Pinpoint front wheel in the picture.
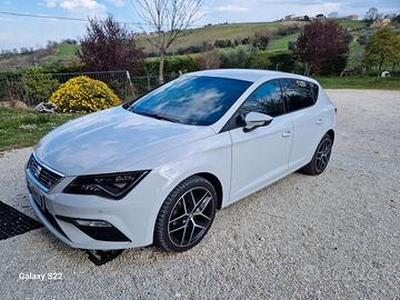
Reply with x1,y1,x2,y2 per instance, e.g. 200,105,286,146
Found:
299,133,333,175
154,176,217,252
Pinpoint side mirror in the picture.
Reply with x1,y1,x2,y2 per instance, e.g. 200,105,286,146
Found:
244,112,273,132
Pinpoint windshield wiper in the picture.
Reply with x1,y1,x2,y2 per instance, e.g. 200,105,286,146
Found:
132,110,181,124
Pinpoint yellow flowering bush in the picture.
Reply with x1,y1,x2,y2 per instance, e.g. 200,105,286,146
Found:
49,76,121,113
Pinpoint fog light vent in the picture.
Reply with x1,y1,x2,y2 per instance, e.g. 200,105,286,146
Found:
75,220,112,227
56,215,131,242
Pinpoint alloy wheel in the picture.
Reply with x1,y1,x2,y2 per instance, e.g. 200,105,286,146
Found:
315,138,332,173
167,187,214,248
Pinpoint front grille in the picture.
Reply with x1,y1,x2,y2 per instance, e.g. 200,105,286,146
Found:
27,155,63,190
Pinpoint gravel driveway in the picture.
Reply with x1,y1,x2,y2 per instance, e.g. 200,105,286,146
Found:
0,89,399,299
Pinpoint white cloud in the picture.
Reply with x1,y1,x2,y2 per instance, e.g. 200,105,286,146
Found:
215,5,251,13
108,0,124,7
43,0,106,11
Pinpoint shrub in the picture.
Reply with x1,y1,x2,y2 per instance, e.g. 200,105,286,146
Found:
219,46,251,68
195,50,221,70
50,76,121,113
145,56,197,79
23,67,59,105
214,39,233,48
269,51,297,72
248,51,271,69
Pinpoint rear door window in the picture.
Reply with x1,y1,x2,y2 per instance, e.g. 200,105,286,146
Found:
282,79,319,112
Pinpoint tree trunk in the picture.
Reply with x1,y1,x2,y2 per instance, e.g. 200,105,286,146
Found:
377,59,383,79
304,63,312,76
159,50,165,84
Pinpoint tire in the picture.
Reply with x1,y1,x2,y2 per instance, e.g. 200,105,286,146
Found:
154,176,217,252
299,133,333,175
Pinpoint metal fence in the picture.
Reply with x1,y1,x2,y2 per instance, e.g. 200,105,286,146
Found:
0,70,164,107
0,73,27,105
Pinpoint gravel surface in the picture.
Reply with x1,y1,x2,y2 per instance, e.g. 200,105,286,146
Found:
0,89,399,299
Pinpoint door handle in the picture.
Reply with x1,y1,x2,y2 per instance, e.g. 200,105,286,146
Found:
315,119,323,125
282,131,291,137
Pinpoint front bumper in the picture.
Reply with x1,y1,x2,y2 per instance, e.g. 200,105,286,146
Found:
27,169,172,250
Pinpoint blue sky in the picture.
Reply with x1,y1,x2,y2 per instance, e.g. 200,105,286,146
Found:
0,0,399,50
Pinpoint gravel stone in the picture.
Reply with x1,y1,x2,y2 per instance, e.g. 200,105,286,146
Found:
0,89,399,299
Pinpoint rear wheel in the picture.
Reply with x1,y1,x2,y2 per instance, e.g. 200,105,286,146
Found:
154,176,217,252
299,133,333,175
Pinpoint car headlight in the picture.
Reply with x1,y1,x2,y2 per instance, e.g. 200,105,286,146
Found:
64,170,150,200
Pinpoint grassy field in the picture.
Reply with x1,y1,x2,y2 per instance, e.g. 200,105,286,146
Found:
161,21,302,52
314,76,400,90
144,20,368,53
55,43,80,57
269,33,298,51
0,108,79,152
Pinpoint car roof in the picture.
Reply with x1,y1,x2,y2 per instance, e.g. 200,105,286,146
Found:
184,69,319,85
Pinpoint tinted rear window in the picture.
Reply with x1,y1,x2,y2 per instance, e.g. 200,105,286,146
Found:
127,76,252,125
282,79,319,112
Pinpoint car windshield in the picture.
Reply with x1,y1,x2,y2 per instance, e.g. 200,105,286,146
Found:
126,75,252,126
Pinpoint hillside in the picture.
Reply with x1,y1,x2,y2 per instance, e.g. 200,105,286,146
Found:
0,20,370,71
0,42,81,71
147,20,367,53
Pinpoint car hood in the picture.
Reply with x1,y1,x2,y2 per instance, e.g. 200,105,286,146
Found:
35,106,215,176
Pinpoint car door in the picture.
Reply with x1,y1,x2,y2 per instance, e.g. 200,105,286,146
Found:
229,79,293,203
281,79,324,170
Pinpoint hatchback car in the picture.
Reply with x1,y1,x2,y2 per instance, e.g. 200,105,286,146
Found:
26,69,336,252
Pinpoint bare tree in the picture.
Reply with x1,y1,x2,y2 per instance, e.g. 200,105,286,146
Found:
365,7,380,22
133,0,203,83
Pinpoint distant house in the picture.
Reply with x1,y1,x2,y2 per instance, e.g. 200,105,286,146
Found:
284,14,296,21
371,18,392,28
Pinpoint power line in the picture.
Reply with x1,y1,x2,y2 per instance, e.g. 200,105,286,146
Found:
0,11,149,26
0,10,210,28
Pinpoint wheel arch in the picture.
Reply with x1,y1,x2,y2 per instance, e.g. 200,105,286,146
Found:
194,172,223,210
326,129,335,143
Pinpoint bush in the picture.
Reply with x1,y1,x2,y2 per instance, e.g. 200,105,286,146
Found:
49,76,121,113
248,51,270,69
268,51,297,72
214,39,233,48
145,56,197,78
23,67,59,105
219,46,251,68
195,50,221,70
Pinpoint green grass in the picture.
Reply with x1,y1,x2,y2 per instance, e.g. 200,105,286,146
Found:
0,108,80,151
55,43,80,57
269,33,298,51
337,20,368,30
314,76,400,90
145,21,305,52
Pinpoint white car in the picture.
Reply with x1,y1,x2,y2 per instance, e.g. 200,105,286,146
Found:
26,69,336,252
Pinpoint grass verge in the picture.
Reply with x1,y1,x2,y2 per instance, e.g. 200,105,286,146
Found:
314,76,400,90
0,108,80,152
